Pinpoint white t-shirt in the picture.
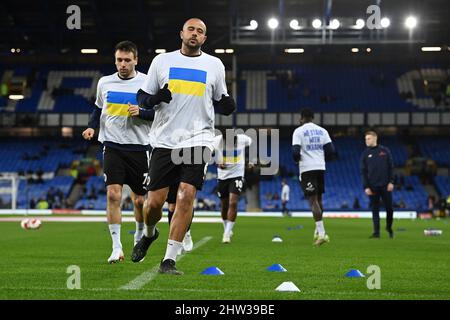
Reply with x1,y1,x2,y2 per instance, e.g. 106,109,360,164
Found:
140,50,228,150
281,184,290,201
213,134,252,180
292,122,332,176
95,72,150,146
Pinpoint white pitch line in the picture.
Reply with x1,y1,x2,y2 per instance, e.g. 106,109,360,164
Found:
119,236,213,290
0,217,222,223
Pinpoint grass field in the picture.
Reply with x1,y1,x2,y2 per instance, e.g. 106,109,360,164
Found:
0,216,449,300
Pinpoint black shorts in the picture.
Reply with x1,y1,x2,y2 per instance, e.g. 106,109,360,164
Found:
103,146,150,196
166,183,179,204
217,177,244,198
148,147,211,191
300,170,325,196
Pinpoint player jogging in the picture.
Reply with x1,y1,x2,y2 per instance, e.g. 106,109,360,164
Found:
213,130,252,243
82,41,154,263
292,108,336,246
131,18,235,274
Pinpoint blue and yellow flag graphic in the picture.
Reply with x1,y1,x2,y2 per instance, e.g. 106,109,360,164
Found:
106,91,137,116
223,149,242,164
168,67,207,97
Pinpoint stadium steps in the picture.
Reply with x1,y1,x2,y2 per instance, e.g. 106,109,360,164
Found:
86,144,100,159
67,183,84,208
424,184,439,200
245,182,260,211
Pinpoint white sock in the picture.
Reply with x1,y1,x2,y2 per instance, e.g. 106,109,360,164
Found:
135,222,144,242
108,224,122,250
225,221,235,236
315,220,325,238
163,239,183,262
223,220,228,232
184,229,191,238
144,224,156,238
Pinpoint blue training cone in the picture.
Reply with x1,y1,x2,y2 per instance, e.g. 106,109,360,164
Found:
201,266,224,275
345,269,365,277
267,264,287,272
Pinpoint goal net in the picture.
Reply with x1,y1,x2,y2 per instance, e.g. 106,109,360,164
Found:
0,175,18,211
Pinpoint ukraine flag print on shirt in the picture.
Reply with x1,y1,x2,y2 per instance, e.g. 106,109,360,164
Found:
106,91,137,117
168,67,207,97
223,149,242,164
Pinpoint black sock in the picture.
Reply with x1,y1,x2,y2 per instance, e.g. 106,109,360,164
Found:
168,210,174,225
187,209,194,231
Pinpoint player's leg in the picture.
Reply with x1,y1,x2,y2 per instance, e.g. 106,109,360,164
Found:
106,184,125,262
313,193,324,240
223,192,239,243
217,179,230,236
167,184,177,225
130,191,145,245
131,188,168,263
159,182,196,274
123,150,151,248
159,146,210,274
131,148,173,262
381,189,394,238
223,177,242,242
103,147,126,263
369,191,381,238
167,183,193,253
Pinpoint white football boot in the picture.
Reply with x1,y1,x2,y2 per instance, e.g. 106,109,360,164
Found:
182,230,194,252
107,248,124,264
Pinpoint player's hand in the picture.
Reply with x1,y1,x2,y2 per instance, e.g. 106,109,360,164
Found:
365,188,373,196
247,162,255,169
387,183,394,192
213,94,236,115
156,83,172,104
219,164,226,169
82,128,95,140
128,103,140,117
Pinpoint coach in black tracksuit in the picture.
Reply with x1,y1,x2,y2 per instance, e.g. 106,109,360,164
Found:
360,131,395,239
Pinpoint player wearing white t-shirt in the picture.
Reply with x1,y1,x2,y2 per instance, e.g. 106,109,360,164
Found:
131,18,236,275
292,108,336,246
81,41,154,264
281,179,291,217
213,131,253,243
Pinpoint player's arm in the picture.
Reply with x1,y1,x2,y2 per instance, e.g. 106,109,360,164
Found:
88,107,101,129
360,152,369,189
127,103,155,120
292,129,301,163
212,62,236,116
83,79,103,140
386,147,395,191
324,142,337,161
138,55,172,109
292,145,301,163
137,85,171,110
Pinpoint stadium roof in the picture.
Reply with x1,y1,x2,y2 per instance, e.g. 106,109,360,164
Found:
1,0,449,59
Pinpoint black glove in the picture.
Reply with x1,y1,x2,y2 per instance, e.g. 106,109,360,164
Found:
138,84,172,109
152,83,172,105
213,94,236,116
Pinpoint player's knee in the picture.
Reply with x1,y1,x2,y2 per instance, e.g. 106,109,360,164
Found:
133,195,145,208
107,188,121,203
177,185,196,203
147,197,164,212
229,197,238,208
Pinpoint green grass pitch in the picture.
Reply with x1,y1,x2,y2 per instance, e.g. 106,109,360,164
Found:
0,217,449,299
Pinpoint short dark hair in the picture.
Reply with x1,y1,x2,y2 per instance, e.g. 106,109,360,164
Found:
300,108,314,120
365,130,378,138
114,41,138,58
